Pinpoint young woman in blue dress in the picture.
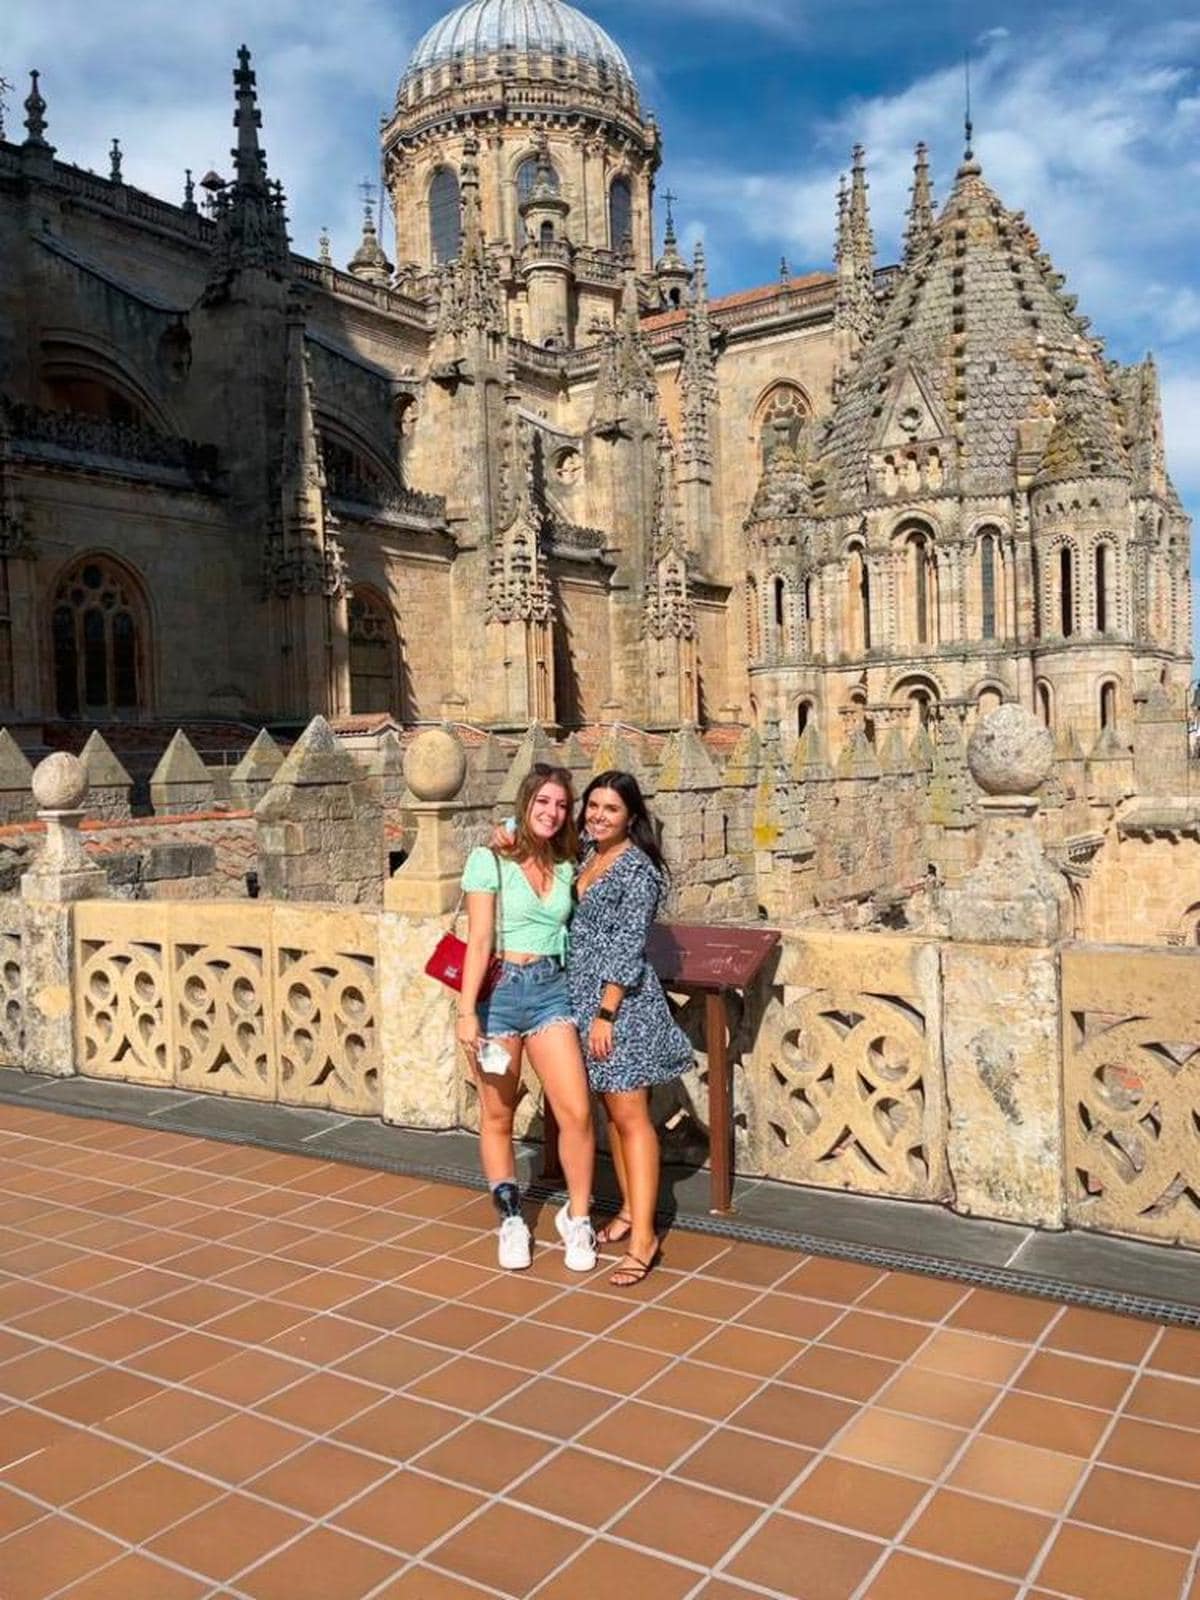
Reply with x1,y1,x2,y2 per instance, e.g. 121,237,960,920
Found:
457,764,596,1273
569,770,693,1286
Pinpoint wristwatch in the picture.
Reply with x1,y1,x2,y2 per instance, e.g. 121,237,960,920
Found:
597,1006,618,1023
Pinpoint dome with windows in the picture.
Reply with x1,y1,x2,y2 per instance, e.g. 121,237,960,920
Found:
402,0,638,101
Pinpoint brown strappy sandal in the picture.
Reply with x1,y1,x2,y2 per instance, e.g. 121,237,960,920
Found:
609,1245,659,1288
596,1213,632,1247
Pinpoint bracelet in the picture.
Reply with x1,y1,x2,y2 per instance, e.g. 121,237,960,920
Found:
597,1006,618,1023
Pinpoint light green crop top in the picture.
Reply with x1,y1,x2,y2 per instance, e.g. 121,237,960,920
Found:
461,847,575,958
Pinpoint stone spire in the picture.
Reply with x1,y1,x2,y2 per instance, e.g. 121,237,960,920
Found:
205,46,289,300
904,142,934,261
592,254,657,430
655,189,692,307
835,145,875,341
348,187,393,285
22,69,50,150
264,295,347,603
679,239,716,473
318,225,332,266
182,169,197,214
261,295,350,715
644,419,698,724
108,137,122,184
433,134,505,343
488,414,554,627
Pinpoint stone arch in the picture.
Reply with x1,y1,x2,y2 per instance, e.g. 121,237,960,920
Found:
39,335,173,432
1180,901,1200,946
795,698,813,739
889,671,940,730
428,165,461,263
1035,678,1054,729
49,552,153,719
348,585,401,716
753,382,811,465
318,416,400,503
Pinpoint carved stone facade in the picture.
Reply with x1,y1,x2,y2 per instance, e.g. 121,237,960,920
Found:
0,2,1192,875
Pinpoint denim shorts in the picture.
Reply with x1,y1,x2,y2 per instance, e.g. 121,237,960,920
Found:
477,957,574,1040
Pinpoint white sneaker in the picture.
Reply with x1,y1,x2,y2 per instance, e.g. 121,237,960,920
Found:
555,1202,597,1272
497,1215,532,1271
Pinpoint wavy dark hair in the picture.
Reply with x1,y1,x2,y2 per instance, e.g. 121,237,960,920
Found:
578,769,668,878
500,763,578,866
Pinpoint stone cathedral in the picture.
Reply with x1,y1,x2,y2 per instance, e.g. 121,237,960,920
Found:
0,0,1192,762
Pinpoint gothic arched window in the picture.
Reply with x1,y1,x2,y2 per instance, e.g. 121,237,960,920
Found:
608,176,633,251
429,166,461,264
1036,680,1053,728
52,556,146,719
758,385,809,465
517,155,560,208
349,589,398,715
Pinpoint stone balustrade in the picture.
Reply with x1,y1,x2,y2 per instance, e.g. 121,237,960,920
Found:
0,720,1196,1255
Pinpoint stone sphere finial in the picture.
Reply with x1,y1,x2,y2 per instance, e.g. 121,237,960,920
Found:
32,751,89,812
404,728,466,802
967,703,1053,797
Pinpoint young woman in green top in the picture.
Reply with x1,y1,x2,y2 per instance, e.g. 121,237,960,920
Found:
457,763,596,1272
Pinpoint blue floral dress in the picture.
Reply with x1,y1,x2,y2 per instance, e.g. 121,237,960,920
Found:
567,845,694,1093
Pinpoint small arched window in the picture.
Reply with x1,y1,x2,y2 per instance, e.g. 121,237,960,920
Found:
429,166,461,263
608,176,633,250
1036,681,1053,729
1059,546,1075,637
1100,680,1117,731
349,589,398,715
797,700,811,738
758,385,809,464
52,556,146,718
906,529,933,645
1095,543,1111,633
980,531,997,640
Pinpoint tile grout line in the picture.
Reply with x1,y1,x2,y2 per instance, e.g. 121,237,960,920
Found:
1015,1321,1169,1600
844,1297,1074,1600
2,1117,1196,1600
688,1274,989,1599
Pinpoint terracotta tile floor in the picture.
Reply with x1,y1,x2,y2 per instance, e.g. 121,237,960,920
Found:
1,1104,1198,1600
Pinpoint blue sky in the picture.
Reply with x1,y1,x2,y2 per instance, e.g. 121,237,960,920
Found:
6,0,1200,656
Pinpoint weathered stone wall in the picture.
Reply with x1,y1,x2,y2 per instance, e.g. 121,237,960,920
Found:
0,813,255,899
8,874,1197,1250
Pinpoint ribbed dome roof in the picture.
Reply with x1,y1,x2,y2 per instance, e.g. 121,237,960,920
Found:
405,0,635,88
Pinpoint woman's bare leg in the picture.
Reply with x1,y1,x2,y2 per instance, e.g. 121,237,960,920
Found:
525,1023,594,1219
599,1117,633,1243
602,1089,660,1274
471,1038,524,1186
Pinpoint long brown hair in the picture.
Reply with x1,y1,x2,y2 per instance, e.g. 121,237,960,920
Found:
501,763,578,866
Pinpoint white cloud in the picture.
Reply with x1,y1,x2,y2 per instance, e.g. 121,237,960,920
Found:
4,0,420,267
